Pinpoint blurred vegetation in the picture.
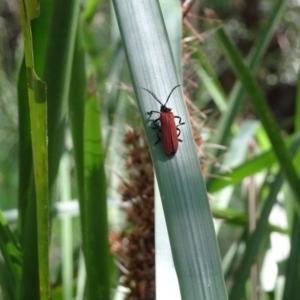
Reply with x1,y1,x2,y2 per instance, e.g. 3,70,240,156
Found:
0,0,299,299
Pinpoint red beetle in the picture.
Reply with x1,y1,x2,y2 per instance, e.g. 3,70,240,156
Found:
142,85,185,155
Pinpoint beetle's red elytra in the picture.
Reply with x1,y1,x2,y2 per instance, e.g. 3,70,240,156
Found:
141,85,185,155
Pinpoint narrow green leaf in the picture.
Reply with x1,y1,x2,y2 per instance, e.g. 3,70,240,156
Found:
18,1,53,296
193,49,227,112
18,56,40,300
297,73,300,132
69,26,86,224
283,71,300,299
282,213,300,300
156,1,183,298
211,206,288,235
207,150,276,193
83,86,110,300
208,134,297,193
112,1,228,299
18,1,49,299
44,0,81,197
69,23,110,299
295,72,300,173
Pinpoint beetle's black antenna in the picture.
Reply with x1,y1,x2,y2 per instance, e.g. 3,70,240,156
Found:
141,88,164,106
165,84,181,105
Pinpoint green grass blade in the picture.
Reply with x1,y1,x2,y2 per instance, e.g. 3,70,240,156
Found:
112,1,227,298
295,69,300,175
83,89,110,299
207,150,275,193
18,2,53,297
211,206,288,235
44,0,81,197
18,1,49,299
208,133,297,193
69,23,110,298
69,27,86,224
282,213,300,300
283,70,300,299
193,49,228,112
18,58,41,300
18,60,34,234
156,1,182,298
216,27,300,213
297,73,300,132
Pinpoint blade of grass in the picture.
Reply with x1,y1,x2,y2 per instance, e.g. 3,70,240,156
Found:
83,81,110,299
69,23,110,299
18,57,42,300
18,1,49,300
282,212,300,300
18,1,53,297
112,1,227,298
44,0,81,198
156,1,182,298
208,133,298,193
69,26,86,229
295,66,300,174
207,150,275,192
211,206,288,235
193,49,228,112
282,69,300,299
18,61,34,233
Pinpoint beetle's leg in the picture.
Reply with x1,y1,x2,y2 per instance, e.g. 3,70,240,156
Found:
147,111,160,129
176,128,183,142
155,130,161,145
152,118,160,129
174,115,185,126
147,116,161,144
175,116,184,142
147,110,160,118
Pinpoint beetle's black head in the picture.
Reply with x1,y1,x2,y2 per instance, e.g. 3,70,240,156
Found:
160,105,172,113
